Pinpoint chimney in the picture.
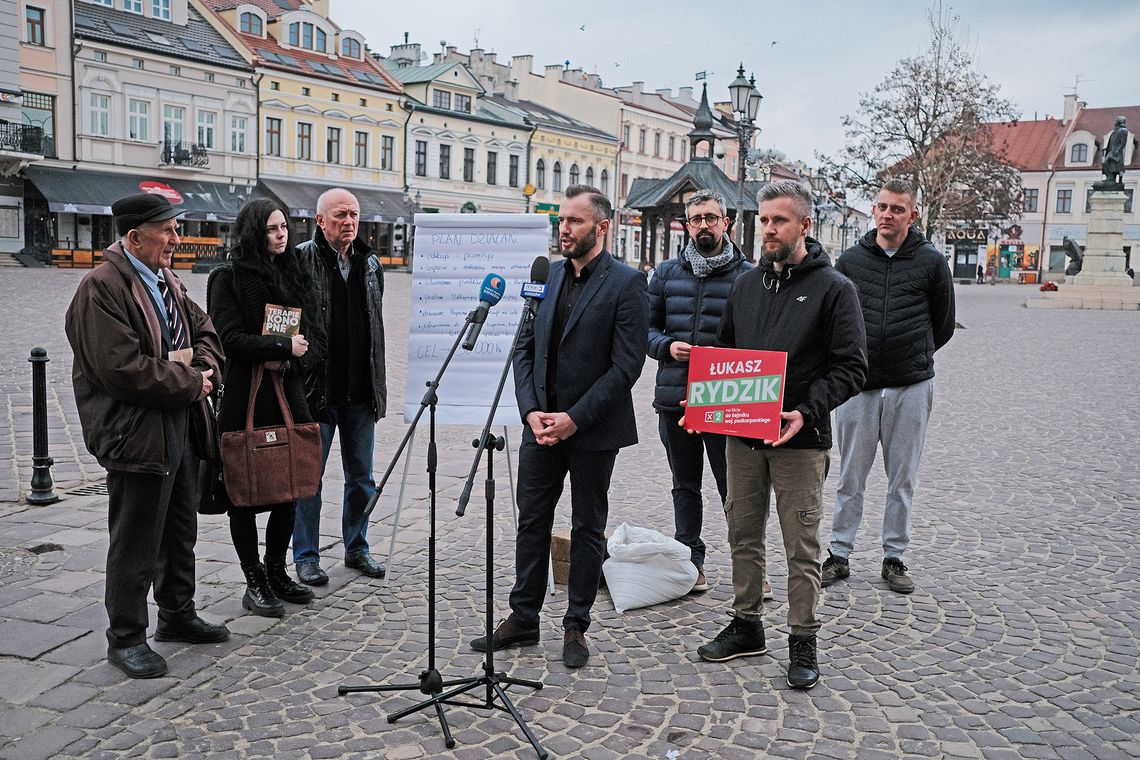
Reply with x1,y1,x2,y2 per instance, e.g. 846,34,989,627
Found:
678,86,693,102
655,88,671,97
308,0,329,19
389,42,422,68
545,63,563,78
631,81,644,96
503,80,518,102
1062,93,1082,124
511,54,533,81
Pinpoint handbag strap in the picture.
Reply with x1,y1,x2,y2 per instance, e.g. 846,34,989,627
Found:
245,363,295,431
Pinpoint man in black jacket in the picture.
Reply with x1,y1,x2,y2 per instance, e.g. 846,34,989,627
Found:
293,188,388,585
470,185,648,669
648,189,755,594
696,180,866,690
822,179,955,595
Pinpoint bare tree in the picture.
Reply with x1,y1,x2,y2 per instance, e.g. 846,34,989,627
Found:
822,9,1023,240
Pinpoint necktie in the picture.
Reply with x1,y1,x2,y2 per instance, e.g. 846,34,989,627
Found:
157,279,189,350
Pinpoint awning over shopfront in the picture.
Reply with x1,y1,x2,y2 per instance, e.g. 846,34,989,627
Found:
23,166,262,221
259,178,412,224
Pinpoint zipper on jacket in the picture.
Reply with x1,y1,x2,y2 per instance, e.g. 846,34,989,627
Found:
880,258,893,362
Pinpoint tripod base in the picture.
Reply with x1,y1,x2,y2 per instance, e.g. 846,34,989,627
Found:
339,668,546,758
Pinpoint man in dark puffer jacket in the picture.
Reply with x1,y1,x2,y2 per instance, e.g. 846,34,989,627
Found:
648,189,753,594
822,178,955,595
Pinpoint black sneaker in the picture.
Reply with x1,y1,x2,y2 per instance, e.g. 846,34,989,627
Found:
820,550,849,587
697,616,767,662
881,557,914,594
787,634,819,689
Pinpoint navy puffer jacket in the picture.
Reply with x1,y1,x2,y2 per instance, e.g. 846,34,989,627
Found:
648,244,753,411
835,228,955,391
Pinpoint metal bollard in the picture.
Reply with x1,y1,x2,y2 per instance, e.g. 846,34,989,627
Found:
27,347,60,505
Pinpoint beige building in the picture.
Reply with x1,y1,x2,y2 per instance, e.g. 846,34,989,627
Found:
20,0,257,265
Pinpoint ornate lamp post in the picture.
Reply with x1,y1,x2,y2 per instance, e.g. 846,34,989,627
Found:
729,65,762,247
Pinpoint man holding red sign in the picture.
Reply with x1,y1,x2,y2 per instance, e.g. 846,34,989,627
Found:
694,180,866,690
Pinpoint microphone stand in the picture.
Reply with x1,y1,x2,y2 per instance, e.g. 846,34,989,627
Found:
338,307,479,749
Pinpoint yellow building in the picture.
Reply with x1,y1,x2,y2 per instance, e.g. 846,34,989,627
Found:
197,0,411,261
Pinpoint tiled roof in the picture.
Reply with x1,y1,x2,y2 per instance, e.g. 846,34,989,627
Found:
73,4,250,70
483,95,618,143
1072,106,1140,170
199,0,400,93
985,119,1065,171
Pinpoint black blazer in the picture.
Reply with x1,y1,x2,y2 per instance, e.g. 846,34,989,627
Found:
513,251,648,451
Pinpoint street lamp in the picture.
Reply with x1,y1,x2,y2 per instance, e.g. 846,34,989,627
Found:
729,65,762,247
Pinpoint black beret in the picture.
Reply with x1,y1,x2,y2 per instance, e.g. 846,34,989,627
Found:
112,193,182,235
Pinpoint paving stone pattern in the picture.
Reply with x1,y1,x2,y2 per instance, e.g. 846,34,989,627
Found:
0,269,1137,759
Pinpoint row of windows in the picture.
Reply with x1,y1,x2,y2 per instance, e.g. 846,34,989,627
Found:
1028,186,1136,214
430,90,473,114
236,13,363,59
622,124,685,161
534,159,609,195
89,49,246,87
411,140,520,186
264,117,396,170
87,93,249,152
87,0,170,20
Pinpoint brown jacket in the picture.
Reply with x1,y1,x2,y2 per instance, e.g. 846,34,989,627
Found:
65,243,223,474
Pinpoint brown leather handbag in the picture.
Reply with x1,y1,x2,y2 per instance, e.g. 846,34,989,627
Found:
220,364,321,508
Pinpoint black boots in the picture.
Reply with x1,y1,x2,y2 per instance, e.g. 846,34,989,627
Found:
241,562,285,617
265,556,315,604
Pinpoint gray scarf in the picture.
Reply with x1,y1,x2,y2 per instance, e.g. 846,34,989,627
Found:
682,236,736,278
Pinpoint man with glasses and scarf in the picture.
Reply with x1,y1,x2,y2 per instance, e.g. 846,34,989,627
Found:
647,189,761,596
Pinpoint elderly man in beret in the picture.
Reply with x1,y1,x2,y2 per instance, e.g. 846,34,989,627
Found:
65,193,229,679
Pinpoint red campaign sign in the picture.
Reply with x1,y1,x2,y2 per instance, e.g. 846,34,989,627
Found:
683,346,787,440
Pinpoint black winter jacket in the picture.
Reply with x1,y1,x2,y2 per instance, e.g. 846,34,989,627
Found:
716,240,867,449
648,244,753,411
297,230,387,421
835,228,955,391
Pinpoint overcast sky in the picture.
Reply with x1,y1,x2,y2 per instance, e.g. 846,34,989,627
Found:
338,0,1139,168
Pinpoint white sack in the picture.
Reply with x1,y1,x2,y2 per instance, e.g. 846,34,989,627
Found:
603,522,698,613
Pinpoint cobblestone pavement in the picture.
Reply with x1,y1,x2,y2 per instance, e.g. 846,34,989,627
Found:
0,268,1137,759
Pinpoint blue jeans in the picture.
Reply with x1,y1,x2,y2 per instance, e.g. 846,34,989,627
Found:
293,401,376,566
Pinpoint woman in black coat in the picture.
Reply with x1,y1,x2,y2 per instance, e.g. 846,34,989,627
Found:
207,198,324,617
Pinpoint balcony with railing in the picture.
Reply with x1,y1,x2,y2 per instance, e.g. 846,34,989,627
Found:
0,123,45,156
161,140,210,169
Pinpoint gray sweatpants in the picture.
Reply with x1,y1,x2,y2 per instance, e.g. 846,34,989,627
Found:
830,379,934,561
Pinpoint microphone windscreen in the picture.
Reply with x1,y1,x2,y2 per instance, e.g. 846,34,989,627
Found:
529,255,551,284
480,273,506,305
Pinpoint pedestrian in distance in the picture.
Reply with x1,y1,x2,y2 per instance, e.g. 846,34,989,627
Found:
65,193,230,679
822,178,956,595
647,188,772,599
976,262,985,284
293,188,389,586
470,184,649,669
695,180,866,690
206,198,324,617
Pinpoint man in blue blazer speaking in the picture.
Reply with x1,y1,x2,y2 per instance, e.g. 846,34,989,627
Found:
471,184,648,668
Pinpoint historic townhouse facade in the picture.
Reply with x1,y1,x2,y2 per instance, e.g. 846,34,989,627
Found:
199,0,410,260
18,0,256,265
380,49,531,216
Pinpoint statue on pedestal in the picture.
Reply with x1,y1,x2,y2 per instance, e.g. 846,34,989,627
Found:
1063,236,1083,276
1095,116,1129,190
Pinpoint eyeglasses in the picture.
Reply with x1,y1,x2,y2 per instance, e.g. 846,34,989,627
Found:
686,214,724,228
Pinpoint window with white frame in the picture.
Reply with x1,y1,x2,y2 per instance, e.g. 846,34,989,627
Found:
381,135,394,170
265,117,281,156
128,99,149,141
326,127,341,164
354,130,368,167
230,115,247,153
454,94,471,114
152,0,171,20
433,90,451,110
123,0,142,14
163,104,185,144
239,12,262,36
297,122,312,160
90,93,111,136
197,111,216,149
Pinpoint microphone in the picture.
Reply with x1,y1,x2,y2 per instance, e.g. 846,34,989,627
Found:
461,273,506,351
520,256,550,313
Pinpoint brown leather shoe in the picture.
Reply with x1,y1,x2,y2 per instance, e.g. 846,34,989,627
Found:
562,629,589,668
470,619,540,652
